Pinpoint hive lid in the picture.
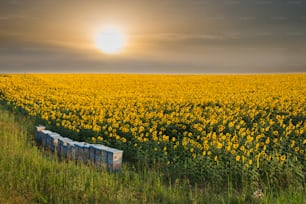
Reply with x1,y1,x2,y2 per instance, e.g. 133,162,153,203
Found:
59,137,73,142
74,142,86,147
41,130,52,134
107,148,124,153
82,143,91,148
48,133,63,139
67,141,80,146
48,132,61,136
92,144,107,150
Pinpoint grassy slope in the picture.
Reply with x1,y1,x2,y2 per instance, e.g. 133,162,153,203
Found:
0,105,305,204
0,105,204,204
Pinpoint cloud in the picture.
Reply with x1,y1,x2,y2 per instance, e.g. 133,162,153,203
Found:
0,0,306,73
1,41,305,74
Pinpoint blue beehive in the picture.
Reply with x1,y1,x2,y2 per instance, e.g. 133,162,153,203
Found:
93,145,108,168
48,133,63,152
41,130,52,149
106,147,123,170
65,141,79,160
89,145,96,163
82,143,91,163
45,133,53,150
58,137,73,157
35,126,45,144
74,142,86,162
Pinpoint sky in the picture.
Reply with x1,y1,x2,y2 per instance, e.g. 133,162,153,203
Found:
0,0,306,73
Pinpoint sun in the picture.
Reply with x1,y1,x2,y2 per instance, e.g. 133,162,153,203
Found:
94,26,125,54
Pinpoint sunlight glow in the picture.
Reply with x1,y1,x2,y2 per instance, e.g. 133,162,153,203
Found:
94,26,125,54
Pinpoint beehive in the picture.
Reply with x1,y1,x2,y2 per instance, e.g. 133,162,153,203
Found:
65,141,79,160
83,143,91,163
41,130,52,148
45,133,53,150
93,144,108,168
35,126,46,144
48,133,63,152
58,137,73,157
89,145,97,163
106,147,123,170
74,142,83,161
92,145,123,170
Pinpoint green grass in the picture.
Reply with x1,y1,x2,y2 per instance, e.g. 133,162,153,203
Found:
0,105,305,203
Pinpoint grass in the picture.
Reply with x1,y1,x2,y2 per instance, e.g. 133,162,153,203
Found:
0,105,305,203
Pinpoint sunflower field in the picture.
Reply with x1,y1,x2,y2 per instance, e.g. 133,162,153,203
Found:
0,74,305,189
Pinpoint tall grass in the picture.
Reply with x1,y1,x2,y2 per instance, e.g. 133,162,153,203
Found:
0,105,305,203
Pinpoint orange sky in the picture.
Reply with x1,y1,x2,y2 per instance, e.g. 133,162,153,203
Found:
1,0,306,73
